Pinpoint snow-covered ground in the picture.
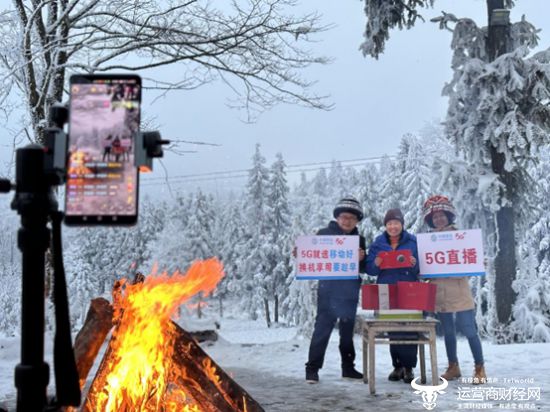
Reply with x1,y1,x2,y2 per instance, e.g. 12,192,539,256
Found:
1,310,548,411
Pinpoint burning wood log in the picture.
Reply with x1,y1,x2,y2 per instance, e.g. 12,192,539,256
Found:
171,322,264,412
80,321,263,412
75,259,264,412
73,297,113,388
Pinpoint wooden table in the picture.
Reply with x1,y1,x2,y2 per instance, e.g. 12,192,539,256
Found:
361,318,439,394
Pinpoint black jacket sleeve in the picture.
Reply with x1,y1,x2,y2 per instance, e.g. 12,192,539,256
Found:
359,235,367,274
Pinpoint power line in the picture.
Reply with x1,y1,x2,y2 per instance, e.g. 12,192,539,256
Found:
140,157,394,186
140,155,396,184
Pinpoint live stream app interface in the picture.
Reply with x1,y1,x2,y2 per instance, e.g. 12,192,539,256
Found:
66,79,140,218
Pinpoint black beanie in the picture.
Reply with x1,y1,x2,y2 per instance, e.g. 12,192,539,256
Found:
333,197,364,221
384,208,404,226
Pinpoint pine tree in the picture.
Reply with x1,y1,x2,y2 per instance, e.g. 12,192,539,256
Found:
265,153,292,324
212,195,247,318
309,168,331,231
357,163,382,244
240,144,271,324
378,154,403,213
147,193,191,273
512,148,550,342
400,134,432,233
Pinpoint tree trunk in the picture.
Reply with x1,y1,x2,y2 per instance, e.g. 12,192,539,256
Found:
263,298,271,328
490,149,518,327
219,294,224,318
73,298,114,388
486,0,517,335
274,294,279,324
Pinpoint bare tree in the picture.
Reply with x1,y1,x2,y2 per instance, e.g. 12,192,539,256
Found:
0,0,331,143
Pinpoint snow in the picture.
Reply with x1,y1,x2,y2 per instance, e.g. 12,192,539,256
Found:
1,308,549,411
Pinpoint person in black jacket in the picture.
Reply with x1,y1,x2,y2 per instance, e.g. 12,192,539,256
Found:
305,197,367,384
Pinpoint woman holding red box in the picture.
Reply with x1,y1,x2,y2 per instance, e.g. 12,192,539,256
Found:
366,208,420,383
422,195,486,384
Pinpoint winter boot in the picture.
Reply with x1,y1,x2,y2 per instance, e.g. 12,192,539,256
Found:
305,368,319,384
342,367,364,380
441,362,462,381
403,367,415,384
388,367,404,381
473,364,487,385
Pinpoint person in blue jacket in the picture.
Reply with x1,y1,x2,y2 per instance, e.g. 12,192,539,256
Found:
366,208,420,384
305,197,367,384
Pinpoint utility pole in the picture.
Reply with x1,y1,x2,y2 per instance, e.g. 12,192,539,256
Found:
486,0,517,330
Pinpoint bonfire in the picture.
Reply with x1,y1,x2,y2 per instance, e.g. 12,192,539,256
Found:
76,258,262,412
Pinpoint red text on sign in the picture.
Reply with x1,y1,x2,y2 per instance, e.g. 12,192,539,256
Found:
425,248,478,265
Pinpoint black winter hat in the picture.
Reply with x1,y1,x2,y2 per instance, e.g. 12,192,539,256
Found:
333,197,364,221
384,208,404,226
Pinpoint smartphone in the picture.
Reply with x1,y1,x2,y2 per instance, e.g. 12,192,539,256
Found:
64,74,141,225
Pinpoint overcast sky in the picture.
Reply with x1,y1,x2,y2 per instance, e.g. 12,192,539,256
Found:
137,0,550,197
2,1,549,198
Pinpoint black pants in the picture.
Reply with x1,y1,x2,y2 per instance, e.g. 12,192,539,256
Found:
306,297,357,371
388,332,418,369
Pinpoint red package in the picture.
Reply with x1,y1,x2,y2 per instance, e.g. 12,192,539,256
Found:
361,284,398,310
396,281,437,311
378,250,413,269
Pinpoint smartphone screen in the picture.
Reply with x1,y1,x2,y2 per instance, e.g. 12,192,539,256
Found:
64,74,141,225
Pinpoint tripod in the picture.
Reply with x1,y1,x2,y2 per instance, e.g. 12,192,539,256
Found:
7,110,81,411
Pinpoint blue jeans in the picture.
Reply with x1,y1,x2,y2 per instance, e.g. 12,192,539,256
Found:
437,310,484,365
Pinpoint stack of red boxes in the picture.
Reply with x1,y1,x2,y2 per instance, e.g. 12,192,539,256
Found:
361,281,436,314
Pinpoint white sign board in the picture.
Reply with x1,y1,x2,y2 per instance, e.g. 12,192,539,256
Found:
417,229,485,278
295,235,359,280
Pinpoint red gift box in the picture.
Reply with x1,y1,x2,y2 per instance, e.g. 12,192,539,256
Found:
396,281,437,311
361,284,398,310
379,250,413,269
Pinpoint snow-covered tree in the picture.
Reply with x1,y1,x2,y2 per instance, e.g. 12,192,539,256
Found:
378,154,403,215
361,0,550,341
240,144,271,324
327,160,347,204
146,193,192,273
361,0,435,59
180,190,216,318
512,147,550,342
183,190,215,263
441,13,550,341
0,200,20,335
65,227,116,325
400,134,432,232
211,195,248,318
265,153,292,324
357,164,382,244
308,168,332,231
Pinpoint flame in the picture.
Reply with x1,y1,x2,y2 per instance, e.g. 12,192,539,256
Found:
86,258,224,412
